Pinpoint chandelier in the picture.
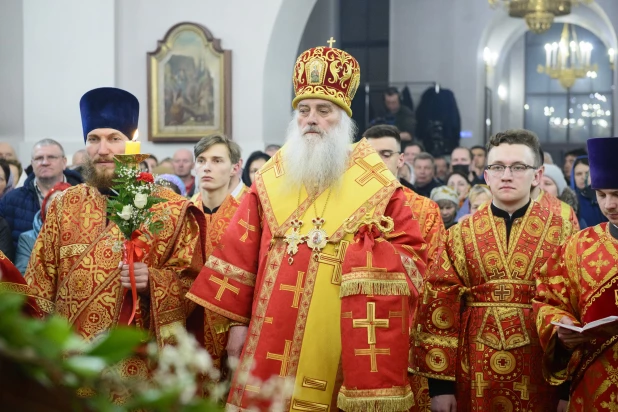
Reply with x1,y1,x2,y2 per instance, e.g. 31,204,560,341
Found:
488,0,594,34
537,23,597,89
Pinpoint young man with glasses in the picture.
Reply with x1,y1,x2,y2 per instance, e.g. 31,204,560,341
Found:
0,139,82,249
412,129,574,412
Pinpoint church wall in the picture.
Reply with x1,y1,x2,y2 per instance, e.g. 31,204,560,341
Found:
1,0,317,168
0,0,24,146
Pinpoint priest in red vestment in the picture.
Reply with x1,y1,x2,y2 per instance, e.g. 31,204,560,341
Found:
187,44,427,411
363,124,446,412
412,129,573,412
8,88,205,402
534,137,618,411
189,134,244,376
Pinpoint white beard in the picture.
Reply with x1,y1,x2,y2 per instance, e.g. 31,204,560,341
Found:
283,110,356,193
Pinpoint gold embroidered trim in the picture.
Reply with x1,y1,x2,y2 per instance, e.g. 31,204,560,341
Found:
291,398,329,411
302,376,327,391
0,283,31,295
206,256,256,287
465,302,533,309
185,292,250,324
157,307,185,325
340,277,410,298
59,243,89,259
415,331,458,348
410,370,456,381
337,385,414,412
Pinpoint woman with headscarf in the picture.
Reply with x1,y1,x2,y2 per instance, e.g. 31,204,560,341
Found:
570,156,607,229
242,151,270,187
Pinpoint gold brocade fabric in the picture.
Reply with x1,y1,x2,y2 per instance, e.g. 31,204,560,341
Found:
536,189,580,231
402,187,446,412
187,139,428,411
190,193,240,373
534,223,618,411
23,184,204,402
412,201,573,411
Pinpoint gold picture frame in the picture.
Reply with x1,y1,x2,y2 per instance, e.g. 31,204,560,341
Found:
147,22,231,142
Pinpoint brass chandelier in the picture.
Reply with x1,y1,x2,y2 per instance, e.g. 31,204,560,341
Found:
488,0,595,34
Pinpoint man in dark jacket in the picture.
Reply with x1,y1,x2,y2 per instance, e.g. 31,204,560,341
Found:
0,139,82,248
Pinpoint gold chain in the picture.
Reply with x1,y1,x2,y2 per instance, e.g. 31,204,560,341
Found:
296,186,332,221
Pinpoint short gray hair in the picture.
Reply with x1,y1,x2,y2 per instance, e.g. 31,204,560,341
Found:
413,152,435,165
32,138,65,157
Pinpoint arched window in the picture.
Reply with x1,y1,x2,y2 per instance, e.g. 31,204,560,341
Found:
524,24,613,145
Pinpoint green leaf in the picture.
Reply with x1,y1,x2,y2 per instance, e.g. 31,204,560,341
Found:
64,356,107,378
86,327,145,363
36,315,73,357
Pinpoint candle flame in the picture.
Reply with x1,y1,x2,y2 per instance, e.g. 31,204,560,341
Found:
132,130,139,142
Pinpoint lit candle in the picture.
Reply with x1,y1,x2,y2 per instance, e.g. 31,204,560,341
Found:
125,130,141,154
545,44,551,68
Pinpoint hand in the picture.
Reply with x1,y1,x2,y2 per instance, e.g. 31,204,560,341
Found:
557,316,593,350
119,261,150,294
226,325,248,360
557,399,569,412
431,394,456,412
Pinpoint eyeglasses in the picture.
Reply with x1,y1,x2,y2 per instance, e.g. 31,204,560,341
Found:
377,150,400,160
32,155,64,164
485,164,537,176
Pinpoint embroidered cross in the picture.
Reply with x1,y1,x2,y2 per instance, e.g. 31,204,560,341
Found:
471,372,489,397
513,375,536,400
352,252,387,273
493,284,512,302
354,344,390,372
354,158,390,186
266,339,292,377
327,37,336,48
353,302,389,344
127,365,138,375
318,240,349,285
209,275,240,301
81,203,102,228
238,210,256,242
279,271,305,309
260,152,284,177
89,313,100,324
589,253,610,276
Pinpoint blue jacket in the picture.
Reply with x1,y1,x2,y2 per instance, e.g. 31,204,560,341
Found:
15,210,42,274
0,169,83,248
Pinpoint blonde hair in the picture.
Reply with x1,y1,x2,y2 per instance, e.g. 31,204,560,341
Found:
468,184,491,204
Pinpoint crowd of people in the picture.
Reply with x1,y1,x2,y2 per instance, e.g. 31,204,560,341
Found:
0,42,617,412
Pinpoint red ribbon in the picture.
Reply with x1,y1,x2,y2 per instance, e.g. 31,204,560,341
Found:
123,230,151,325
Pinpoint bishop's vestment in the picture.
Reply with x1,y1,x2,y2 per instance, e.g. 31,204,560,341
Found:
188,139,427,411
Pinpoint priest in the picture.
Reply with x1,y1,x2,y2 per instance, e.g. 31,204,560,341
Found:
412,129,573,412
534,137,618,411
189,134,244,375
21,87,205,402
187,44,427,411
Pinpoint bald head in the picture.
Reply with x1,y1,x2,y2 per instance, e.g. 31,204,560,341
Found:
0,142,17,161
72,149,88,167
172,148,194,178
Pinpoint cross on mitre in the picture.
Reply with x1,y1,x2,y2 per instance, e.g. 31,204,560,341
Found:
327,37,336,48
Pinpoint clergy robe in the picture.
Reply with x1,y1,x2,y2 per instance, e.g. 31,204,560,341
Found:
191,193,241,373
21,184,204,400
402,187,446,412
536,189,580,231
412,200,573,411
187,139,427,411
534,222,618,411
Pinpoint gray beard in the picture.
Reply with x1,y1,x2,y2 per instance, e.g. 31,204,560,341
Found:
282,111,355,193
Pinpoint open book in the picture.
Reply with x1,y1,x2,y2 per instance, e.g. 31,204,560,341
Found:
551,316,618,333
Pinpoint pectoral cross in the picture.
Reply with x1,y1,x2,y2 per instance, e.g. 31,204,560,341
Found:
327,37,336,48
284,219,305,265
